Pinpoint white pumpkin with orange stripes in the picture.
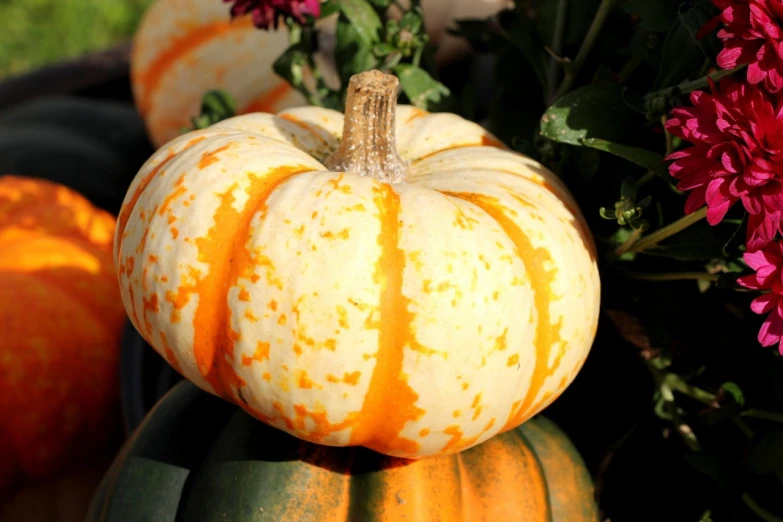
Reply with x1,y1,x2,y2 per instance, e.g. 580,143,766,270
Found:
130,0,513,149
115,70,600,459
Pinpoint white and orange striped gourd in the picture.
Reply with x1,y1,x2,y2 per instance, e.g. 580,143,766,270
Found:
131,0,512,148
115,70,600,459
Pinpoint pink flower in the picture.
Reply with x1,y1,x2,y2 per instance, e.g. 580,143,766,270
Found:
738,242,783,353
700,0,783,93
225,0,320,30
665,76,783,250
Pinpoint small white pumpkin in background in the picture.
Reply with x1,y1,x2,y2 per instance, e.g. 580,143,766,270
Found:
115,69,600,459
131,0,513,148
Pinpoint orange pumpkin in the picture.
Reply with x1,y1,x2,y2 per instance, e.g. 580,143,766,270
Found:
0,176,125,493
115,70,600,459
0,453,111,522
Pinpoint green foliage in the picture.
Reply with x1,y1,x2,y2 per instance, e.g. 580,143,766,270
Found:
0,0,153,79
184,90,237,133
274,0,449,111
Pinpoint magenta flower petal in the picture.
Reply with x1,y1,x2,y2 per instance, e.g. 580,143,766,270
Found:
751,293,779,314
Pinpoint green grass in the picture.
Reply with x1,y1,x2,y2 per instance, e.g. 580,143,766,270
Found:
0,0,154,79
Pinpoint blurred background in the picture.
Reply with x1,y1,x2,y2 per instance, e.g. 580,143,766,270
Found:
0,0,151,79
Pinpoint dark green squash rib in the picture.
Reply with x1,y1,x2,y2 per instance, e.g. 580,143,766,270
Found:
87,382,232,522
517,416,599,522
180,408,353,522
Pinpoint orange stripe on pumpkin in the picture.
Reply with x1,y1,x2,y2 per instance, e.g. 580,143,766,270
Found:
444,192,563,432
239,82,296,114
135,16,254,115
189,164,315,399
349,183,424,456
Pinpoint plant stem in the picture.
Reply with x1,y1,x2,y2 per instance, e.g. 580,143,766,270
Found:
324,70,406,183
616,269,720,283
742,494,783,522
627,206,708,253
616,48,645,84
547,0,568,100
552,0,618,101
646,64,747,102
612,227,643,258
742,409,783,424
638,171,656,187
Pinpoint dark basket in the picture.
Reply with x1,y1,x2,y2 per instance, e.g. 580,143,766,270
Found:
120,321,182,434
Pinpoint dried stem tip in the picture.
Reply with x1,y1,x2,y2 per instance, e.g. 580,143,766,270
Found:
324,70,407,184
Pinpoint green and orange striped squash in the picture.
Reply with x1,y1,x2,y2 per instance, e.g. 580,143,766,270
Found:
114,70,600,459
130,0,513,148
87,380,599,522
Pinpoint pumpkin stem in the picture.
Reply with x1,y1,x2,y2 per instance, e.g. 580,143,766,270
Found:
324,70,407,183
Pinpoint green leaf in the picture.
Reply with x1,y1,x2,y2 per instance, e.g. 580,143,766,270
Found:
334,14,378,85
319,0,341,18
273,43,311,92
367,0,392,8
621,0,681,33
398,9,424,35
653,11,709,90
393,64,450,110
719,382,745,407
745,430,783,474
581,138,666,174
184,90,236,132
540,84,637,146
338,0,382,46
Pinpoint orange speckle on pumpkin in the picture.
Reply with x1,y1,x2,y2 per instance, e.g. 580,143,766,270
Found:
148,254,158,263
298,371,314,389
278,314,287,325
419,428,430,437
343,371,361,385
336,305,349,328
198,143,232,169
244,309,258,322
462,382,470,390
507,353,520,367
238,287,250,301
326,374,339,383
262,372,272,381
170,227,179,239
268,300,278,311
453,410,462,418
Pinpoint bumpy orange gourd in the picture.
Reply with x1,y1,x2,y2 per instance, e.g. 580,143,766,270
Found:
115,70,600,459
0,176,125,493
131,0,512,148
